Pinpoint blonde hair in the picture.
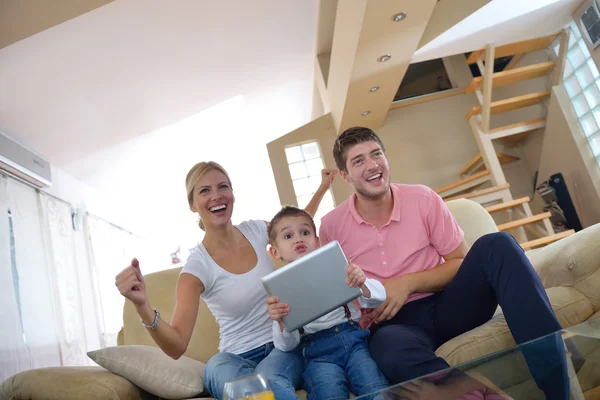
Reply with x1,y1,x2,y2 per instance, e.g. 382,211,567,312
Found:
185,161,232,231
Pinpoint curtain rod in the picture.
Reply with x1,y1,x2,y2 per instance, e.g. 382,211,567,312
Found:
0,171,133,235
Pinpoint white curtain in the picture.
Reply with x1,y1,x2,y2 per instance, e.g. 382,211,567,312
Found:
85,215,132,348
0,176,31,380
85,215,168,348
0,176,100,381
39,192,102,366
0,174,168,381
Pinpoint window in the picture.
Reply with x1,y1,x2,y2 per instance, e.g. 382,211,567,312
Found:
285,141,335,227
559,22,600,169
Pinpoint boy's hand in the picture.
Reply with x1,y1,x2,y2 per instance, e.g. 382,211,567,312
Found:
319,169,338,190
266,296,289,331
346,263,371,298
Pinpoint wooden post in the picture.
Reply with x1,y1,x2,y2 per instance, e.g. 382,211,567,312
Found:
469,116,507,186
553,29,570,86
481,43,495,134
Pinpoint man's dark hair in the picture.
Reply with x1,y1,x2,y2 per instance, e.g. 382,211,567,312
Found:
268,206,316,245
333,126,385,172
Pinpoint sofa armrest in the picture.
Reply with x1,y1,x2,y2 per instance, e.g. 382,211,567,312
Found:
527,224,600,312
0,367,148,400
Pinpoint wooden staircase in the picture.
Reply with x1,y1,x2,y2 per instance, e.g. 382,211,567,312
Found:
441,31,576,250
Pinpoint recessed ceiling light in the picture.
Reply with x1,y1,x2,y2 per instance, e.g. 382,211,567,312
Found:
361,111,371,116
378,54,392,62
370,86,380,92
393,12,407,22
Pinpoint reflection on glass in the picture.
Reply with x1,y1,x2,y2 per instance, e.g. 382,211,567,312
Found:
223,373,274,400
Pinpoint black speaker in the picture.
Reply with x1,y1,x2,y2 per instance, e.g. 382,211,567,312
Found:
536,173,583,232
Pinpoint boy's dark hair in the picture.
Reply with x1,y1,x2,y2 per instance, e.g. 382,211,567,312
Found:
333,126,386,172
268,206,316,245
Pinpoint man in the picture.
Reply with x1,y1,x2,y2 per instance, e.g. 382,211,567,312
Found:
319,126,568,399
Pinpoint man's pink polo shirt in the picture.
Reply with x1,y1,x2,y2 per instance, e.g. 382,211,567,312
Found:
319,184,464,304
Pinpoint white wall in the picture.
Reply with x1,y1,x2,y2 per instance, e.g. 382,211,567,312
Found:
60,96,290,262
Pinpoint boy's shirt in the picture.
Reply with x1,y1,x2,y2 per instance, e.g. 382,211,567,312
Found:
272,278,385,352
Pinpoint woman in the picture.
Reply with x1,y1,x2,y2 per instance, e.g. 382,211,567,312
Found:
115,161,336,399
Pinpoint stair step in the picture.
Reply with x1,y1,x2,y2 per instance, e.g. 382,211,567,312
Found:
488,118,546,141
497,212,552,231
435,170,491,197
521,229,575,250
485,197,531,213
445,183,510,202
466,61,555,93
465,91,551,120
466,33,560,64
459,153,520,177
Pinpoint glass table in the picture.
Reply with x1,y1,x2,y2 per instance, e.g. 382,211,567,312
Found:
355,318,600,399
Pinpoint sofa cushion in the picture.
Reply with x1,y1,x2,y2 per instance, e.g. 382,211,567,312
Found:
122,267,220,364
88,345,205,399
527,223,600,311
0,366,148,400
435,286,593,366
445,199,498,248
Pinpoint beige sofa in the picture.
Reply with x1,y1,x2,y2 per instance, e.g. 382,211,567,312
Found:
2,199,600,399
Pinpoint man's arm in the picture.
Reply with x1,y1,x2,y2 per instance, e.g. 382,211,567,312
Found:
373,240,468,323
400,240,468,293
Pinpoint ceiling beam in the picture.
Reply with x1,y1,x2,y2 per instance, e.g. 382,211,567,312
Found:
327,0,437,133
417,0,492,50
315,56,331,114
315,0,339,56
0,0,114,49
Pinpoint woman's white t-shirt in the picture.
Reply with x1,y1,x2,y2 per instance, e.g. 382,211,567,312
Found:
181,220,273,355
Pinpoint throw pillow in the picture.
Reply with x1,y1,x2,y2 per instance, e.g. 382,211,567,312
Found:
88,345,205,399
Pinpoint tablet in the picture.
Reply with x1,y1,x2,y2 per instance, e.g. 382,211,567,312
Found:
261,240,361,332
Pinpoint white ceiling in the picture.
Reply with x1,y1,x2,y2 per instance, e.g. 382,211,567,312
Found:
0,0,318,168
414,0,584,63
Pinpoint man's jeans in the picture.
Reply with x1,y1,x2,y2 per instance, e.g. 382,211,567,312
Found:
204,342,303,400
369,232,569,400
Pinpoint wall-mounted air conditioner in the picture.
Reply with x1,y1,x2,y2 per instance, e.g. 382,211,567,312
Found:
0,131,52,188
579,0,600,49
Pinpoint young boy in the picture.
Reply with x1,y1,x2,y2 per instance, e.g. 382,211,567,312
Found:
266,206,389,400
